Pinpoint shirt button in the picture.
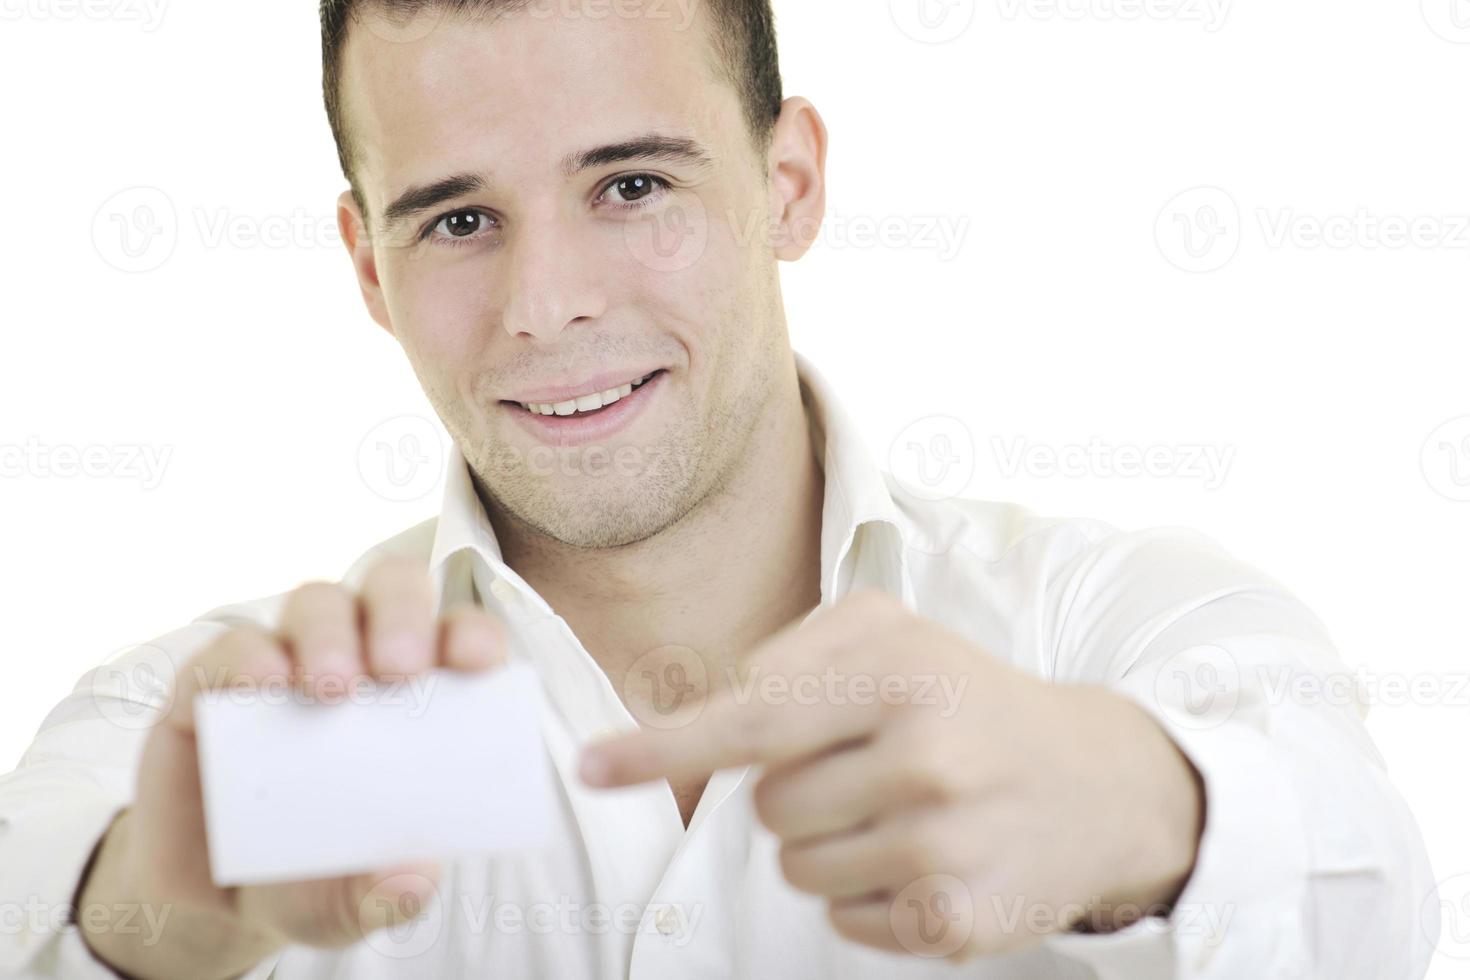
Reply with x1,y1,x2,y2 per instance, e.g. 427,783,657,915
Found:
489,577,519,604
1194,942,1219,970
654,905,680,937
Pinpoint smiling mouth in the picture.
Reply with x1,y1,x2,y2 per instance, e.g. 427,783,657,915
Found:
508,370,664,418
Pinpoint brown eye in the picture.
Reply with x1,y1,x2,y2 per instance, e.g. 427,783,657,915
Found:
441,211,483,237
604,174,670,207
425,209,495,244
617,176,657,202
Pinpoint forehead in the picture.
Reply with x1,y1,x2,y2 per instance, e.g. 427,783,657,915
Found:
339,4,738,202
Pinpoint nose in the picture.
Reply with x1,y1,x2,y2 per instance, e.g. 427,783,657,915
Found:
501,215,608,343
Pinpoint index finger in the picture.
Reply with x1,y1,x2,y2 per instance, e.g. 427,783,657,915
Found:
164,626,293,737
579,594,901,787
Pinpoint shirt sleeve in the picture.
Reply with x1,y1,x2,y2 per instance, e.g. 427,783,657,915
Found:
0,613,284,980
1037,525,1439,980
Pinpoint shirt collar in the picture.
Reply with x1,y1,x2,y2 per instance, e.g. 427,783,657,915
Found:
427,350,913,612
793,350,914,608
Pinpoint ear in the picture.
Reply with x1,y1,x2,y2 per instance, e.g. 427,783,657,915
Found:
337,189,394,336
765,97,829,262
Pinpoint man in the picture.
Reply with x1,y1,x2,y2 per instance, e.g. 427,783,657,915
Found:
0,1,1438,978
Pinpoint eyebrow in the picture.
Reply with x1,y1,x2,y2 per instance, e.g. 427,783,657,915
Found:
379,133,714,232
560,134,712,176
381,172,488,229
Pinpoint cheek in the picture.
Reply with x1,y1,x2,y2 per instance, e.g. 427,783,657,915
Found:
382,257,501,366
624,217,752,365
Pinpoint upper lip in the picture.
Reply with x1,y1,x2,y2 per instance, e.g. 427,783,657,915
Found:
503,368,663,405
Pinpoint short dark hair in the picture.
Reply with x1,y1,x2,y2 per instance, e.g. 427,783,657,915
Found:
320,0,783,214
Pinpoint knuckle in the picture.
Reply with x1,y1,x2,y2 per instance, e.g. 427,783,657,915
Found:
777,842,816,891
439,605,508,667
751,774,789,832
894,827,942,880
444,603,504,640
282,585,356,644
211,624,277,668
362,573,434,637
285,579,349,614
281,583,353,633
186,626,281,694
895,736,959,803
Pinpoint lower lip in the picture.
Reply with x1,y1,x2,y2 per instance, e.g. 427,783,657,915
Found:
502,370,667,447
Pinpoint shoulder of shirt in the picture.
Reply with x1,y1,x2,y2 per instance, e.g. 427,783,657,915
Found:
883,472,1120,563
883,473,1274,586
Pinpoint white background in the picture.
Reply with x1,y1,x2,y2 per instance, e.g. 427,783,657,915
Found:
1,0,1467,972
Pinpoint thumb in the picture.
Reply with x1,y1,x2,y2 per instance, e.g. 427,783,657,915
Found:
239,860,444,949
353,860,442,937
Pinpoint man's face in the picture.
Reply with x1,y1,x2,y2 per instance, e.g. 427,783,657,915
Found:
338,3,794,550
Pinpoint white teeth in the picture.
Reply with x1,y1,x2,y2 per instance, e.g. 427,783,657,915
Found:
519,371,658,416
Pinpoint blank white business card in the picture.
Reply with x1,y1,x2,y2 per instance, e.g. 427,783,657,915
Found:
195,663,554,887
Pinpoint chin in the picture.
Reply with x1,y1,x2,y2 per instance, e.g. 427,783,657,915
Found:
514,480,690,551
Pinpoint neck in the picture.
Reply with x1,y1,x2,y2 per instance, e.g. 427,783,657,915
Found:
483,355,825,686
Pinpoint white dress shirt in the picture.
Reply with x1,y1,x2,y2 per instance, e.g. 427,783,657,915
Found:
0,353,1439,980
